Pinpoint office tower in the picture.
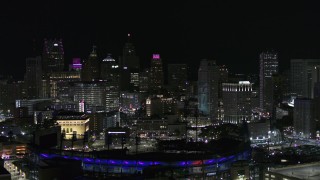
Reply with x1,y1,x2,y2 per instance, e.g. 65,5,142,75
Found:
168,64,188,92
100,54,119,82
198,59,219,121
120,34,140,70
311,66,320,98
0,80,25,115
25,56,43,99
259,51,278,114
70,82,106,110
149,54,164,91
42,39,64,74
222,81,253,124
49,71,81,99
100,54,120,112
82,46,100,81
139,68,150,93
294,98,315,138
291,59,320,98
119,34,140,91
218,65,229,98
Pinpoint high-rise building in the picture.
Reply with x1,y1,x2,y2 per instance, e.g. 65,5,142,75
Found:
42,39,64,74
139,68,150,93
168,64,188,92
82,46,100,81
0,80,25,115
120,34,140,70
100,54,119,82
222,81,253,124
311,65,320,98
25,56,43,99
294,98,315,138
218,65,229,99
70,82,106,110
119,34,140,91
291,59,320,98
149,54,164,91
100,54,120,112
198,59,219,121
49,71,81,99
259,51,278,114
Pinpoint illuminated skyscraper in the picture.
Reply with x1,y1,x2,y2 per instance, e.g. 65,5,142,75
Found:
259,51,278,114
100,54,120,112
149,54,164,91
82,46,100,81
42,39,64,74
222,81,253,124
198,59,219,121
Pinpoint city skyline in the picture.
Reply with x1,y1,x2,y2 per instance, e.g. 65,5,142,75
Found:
1,2,320,79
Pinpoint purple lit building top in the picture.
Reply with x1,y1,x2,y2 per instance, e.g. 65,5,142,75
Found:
153,54,160,59
71,58,82,70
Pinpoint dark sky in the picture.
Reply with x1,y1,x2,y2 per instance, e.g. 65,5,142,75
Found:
1,1,320,80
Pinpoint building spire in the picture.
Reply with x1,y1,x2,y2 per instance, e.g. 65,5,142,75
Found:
127,33,131,42
92,45,96,53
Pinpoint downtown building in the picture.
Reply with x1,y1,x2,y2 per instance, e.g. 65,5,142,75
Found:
290,59,320,98
119,34,140,91
100,54,120,113
198,59,219,122
167,64,188,92
42,39,64,74
222,81,253,124
293,98,315,138
70,82,106,112
149,54,164,92
82,46,100,81
24,56,43,99
259,51,278,115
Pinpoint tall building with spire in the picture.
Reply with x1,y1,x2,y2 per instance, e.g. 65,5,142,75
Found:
82,46,100,81
119,34,140,91
259,51,278,114
42,39,64,75
149,54,164,91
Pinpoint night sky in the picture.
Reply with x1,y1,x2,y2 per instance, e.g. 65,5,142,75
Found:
1,1,320,80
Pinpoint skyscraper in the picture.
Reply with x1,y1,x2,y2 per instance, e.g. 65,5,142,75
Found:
82,46,100,81
100,54,120,112
149,54,164,91
198,59,219,121
259,51,278,114
291,59,320,98
24,56,42,99
120,34,140,70
168,64,188,92
294,98,315,138
42,39,64,74
222,81,253,124
119,34,140,91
